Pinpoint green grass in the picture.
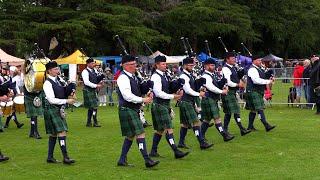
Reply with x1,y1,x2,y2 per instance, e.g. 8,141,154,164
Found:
1,85,319,179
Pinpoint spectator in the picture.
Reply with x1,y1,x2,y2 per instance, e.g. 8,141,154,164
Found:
293,61,304,106
310,55,320,114
302,59,312,108
105,67,114,106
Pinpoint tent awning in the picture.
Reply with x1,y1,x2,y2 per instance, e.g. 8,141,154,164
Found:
262,54,283,61
149,51,182,64
0,49,25,66
55,50,102,65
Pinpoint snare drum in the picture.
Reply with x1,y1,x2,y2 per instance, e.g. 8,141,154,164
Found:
0,101,13,116
13,95,25,113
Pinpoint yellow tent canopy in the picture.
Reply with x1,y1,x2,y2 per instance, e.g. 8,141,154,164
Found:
55,50,102,65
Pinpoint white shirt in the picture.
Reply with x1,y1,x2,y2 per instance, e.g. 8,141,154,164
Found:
11,75,21,94
82,68,98,88
151,69,174,100
43,75,67,105
117,70,143,104
202,70,223,94
180,69,200,97
222,63,238,87
247,65,272,85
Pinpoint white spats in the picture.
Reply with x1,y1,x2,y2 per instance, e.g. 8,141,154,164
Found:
194,130,199,136
93,111,96,116
169,138,175,145
139,143,144,150
31,121,35,125
258,114,262,119
237,118,241,122
60,140,65,146
218,126,224,132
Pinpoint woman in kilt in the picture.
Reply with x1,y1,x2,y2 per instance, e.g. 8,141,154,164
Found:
24,86,44,139
200,58,234,142
43,61,76,164
221,52,251,137
178,57,213,150
116,55,159,168
81,58,103,127
245,56,276,132
149,55,189,159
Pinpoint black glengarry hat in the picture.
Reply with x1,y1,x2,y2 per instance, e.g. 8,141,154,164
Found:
182,57,194,65
45,61,58,71
121,55,136,64
154,55,166,63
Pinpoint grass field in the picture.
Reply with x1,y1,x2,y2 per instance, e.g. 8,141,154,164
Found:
1,83,320,179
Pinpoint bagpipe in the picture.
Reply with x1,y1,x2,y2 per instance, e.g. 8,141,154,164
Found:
0,79,15,96
56,76,77,97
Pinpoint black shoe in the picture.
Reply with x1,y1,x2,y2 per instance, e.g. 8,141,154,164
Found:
93,124,101,127
0,155,9,162
149,151,161,157
34,133,42,139
240,129,251,136
223,134,235,142
63,157,75,164
3,125,8,128
29,134,34,138
0,129,3,133
86,123,92,127
143,122,152,128
200,141,213,150
178,143,189,149
145,159,160,168
47,158,60,163
174,149,189,159
17,123,24,129
266,125,276,132
247,127,257,131
117,161,134,167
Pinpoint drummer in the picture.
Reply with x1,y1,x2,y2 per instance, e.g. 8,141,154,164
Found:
3,66,24,129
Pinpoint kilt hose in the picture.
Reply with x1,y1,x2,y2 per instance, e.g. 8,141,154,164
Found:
245,91,265,111
221,90,240,114
83,87,98,109
179,100,198,126
201,97,220,121
43,100,68,135
24,93,44,118
119,107,144,137
151,102,173,131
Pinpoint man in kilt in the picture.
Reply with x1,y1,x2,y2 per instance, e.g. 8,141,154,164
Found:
221,52,251,137
24,87,44,139
82,58,103,127
200,58,234,142
43,61,76,164
149,55,189,159
116,55,159,168
246,56,276,131
178,57,213,150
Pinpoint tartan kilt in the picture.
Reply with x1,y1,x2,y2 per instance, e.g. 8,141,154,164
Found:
83,87,98,109
221,91,240,114
43,100,68,135
24,93,44,118
245,91,265,111
195,97,201,107
119,107,144,137
151,102,173,131
179,101,198,125
201,97,220,121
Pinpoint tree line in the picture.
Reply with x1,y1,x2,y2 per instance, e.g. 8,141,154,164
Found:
1,0,320,60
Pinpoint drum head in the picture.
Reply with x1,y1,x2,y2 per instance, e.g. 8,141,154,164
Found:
0,101,13,106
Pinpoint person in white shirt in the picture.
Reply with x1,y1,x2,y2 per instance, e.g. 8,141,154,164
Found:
178,57,213,150
43,61,76,164
245,56,276,132
221,52,250,137
149,55,189,159
116,55,159,168
81,58,103,127
200,58,234,142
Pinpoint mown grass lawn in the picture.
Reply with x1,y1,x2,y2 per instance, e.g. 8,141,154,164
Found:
1,83,319,179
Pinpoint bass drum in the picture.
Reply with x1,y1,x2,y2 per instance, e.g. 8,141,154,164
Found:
24,58,51,93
